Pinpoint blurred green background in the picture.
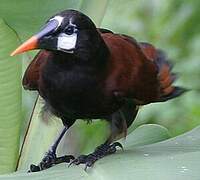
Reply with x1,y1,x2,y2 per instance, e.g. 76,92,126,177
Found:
22,0,200,137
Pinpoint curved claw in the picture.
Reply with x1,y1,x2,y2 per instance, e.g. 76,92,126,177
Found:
28,164,41,173
28,154,75,172
68,159,77,167
68,142,123,170
68,155,86,167
112,142,123,150
84,160,94,171
55,155,75,164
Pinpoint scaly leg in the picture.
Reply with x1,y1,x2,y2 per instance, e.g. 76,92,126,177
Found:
69,110,125,170
29,127,74,172
69,103,137,170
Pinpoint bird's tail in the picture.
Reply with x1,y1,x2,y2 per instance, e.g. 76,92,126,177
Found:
140,42,187,102
155,50,187,102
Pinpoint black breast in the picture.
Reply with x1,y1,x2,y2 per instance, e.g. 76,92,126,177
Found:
39,56,118,119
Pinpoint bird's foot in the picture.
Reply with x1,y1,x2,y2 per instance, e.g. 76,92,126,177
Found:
28,151,75,172
69,142,123,170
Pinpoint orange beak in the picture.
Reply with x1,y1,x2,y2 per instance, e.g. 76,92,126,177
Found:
10,36,38,56
10,18,61,56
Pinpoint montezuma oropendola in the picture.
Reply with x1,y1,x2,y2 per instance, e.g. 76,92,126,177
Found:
11,9,186,172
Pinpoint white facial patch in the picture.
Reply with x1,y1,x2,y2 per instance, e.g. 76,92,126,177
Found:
57,33,77,52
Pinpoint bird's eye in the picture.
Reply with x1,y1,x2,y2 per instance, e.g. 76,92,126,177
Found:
64,26,75,35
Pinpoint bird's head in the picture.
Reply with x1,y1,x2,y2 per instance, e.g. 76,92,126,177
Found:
11,10,104,59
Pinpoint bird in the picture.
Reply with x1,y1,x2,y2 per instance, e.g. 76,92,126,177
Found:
11,9,186,172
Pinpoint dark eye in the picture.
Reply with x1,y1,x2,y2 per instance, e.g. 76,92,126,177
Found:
64,26,74,35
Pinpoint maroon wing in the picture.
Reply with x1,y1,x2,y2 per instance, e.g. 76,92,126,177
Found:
101,32,186,105
22,50,49,90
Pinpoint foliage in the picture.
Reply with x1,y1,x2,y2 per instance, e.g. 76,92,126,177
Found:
0,19,21,174
1,125,200,179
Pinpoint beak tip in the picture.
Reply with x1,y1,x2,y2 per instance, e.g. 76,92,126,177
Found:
10,36,38,57
10,49,19,56
10,52,16,56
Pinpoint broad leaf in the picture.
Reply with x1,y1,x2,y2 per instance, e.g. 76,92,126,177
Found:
1,125,200,179
0,19,22,174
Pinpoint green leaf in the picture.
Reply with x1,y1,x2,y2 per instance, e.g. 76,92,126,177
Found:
120,124,171,147
0,19,22,174
1,125,200,179
88,127,200,180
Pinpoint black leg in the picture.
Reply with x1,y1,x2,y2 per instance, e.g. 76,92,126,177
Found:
50,126,68,154
69,141,123,170
28,127,74,172
69,108,131,170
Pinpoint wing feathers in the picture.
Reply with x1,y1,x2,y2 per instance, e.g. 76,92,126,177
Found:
22,50,49,90
140,43,186,102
